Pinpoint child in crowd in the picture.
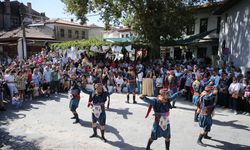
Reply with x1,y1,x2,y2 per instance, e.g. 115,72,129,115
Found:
41,79,50,97
26,81,35,100
12,92,22,108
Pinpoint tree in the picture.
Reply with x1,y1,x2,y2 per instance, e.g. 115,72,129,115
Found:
62,0,202,58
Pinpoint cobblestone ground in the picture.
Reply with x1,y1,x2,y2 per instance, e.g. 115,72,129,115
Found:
0,93,250,150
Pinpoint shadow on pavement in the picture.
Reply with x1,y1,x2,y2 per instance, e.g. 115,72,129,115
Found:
79,119,145,150
106,108,133,119
0,93,66,149
206,138,250,150
107,140,145,150
79,119,124,142
0,128,41,150
213,119,250,131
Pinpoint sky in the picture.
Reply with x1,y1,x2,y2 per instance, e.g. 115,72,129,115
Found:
15,0,104,27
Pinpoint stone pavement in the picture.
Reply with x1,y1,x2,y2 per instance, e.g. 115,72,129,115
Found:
0,93,250,150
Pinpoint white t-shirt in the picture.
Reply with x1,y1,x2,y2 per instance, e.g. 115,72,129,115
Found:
137,72,143,82
12,97,20,105
115,77,124,85
4,74,15,86
228,83,241,94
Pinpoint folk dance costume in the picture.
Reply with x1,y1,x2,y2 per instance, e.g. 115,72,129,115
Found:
140,88,184,150
69,80,81,124
167,70,178,108
192,74,203,122
126,66,137,104
82,83,113,142
197,86,217,146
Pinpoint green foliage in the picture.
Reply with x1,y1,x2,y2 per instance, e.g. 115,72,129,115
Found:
62,0,208,57
50,39,112,50
49,38,147,49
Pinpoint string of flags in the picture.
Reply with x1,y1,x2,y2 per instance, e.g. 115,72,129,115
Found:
59,45,147,61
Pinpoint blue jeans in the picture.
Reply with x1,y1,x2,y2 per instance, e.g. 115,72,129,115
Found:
137,81,142,94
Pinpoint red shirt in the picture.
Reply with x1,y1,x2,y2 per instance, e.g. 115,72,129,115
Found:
28,73,32,82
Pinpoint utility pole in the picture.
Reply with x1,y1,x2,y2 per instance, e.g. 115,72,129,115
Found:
19,3,26,60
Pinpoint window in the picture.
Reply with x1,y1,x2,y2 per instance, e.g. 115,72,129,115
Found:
68,30,72,38
75,30,79,39
82,31,86,39
60,29,65,37
126,34,129,37
200,18,208,33
121,34,124,38
186,22,195,35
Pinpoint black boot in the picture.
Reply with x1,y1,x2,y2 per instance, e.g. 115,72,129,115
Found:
133,95,137,104
194,111,198,122
172,101,176,108
101,129,107,142
107,96,110,109
70,116,76,119
126,95,129,103
146,139,153,150
165,140,170,150
90,127,97,138
204,133,212,139
197,134,206,146
73,114,79,124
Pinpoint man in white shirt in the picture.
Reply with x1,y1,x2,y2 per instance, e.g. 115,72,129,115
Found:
43,66,52,94
115,75,124,93
4,70,17,99
43,66,52,83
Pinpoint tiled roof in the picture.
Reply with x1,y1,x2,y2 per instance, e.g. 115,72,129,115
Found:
46,19,90,29
89,24,104,28
0,27,54,40
103,27,133,34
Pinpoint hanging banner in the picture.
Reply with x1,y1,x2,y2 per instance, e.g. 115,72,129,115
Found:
115,46,123,53
125,45,132,52
102,46,110,52
90,46,99,52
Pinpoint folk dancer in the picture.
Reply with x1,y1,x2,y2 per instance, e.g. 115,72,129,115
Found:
197,86,218,146
140,88,185,150
126,66,137,104
69,75,81,124
167,70,178,108
192,74,203,122
82,83,113,142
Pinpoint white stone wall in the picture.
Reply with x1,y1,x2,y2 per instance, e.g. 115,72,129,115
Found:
186,12,219,36
88,27,103,40
219,0,250,68
119,31,134,38
103,31,120,38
